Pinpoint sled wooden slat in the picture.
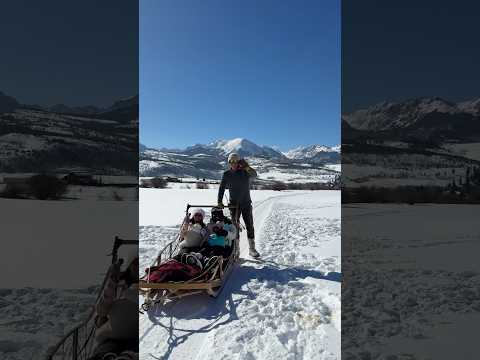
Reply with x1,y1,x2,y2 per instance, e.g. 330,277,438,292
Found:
139,279,222,290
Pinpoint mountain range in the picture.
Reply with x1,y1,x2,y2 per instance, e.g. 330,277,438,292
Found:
343,97,480,142
140,138,340,182
342,97,480,188
0,91,138,174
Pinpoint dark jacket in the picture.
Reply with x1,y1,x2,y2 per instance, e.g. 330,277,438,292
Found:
217,167,257,206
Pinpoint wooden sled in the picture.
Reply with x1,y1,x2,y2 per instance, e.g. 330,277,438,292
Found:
139,204,240,311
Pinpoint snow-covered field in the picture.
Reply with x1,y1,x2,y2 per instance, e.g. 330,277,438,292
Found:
1,199,137,288
342,161,470,188
444,142,480,161
258,168,338,183
0,174,137,201
342,204,480,359
139,189,341,360
343,144,480,188
325,164,341,172
0,198,137,359
66,185,137,201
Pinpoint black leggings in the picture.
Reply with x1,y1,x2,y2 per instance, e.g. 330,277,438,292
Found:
230,204,255,239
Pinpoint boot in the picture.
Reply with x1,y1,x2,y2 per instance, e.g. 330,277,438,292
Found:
248,238,260,258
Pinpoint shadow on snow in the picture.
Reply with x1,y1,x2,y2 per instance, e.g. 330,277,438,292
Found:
142,261,341,359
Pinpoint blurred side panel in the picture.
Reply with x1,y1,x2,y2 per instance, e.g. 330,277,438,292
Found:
342,0,480,359
0,1,139,359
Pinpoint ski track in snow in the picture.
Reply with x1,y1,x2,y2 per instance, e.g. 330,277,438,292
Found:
139,191,340,360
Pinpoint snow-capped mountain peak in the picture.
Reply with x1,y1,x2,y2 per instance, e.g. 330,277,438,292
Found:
416,97,459,114
210,138,284,158
212,138,259,154
343,97,472,131
283,144,341,160
458,98,480,115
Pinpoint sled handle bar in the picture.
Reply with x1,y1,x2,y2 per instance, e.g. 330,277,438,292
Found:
186,204,238,210
110,236,139,264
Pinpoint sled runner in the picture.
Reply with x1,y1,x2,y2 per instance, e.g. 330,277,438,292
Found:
45,236,139,360
139,204,240,311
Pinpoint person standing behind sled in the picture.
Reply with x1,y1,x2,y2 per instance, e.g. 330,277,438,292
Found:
217,153,260,258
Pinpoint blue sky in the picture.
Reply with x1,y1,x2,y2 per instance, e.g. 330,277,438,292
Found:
140,0,340,151
342,0,480,113
1,1,137,107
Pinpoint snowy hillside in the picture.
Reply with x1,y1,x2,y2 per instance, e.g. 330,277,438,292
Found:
140,138,340,183
284,144,340,158
343,150,479,188
140,149,224,180
343,97,461,131
139,188,340,360
283,144,340,164
458,98,480,116
0,91,138,174
342,97,480,187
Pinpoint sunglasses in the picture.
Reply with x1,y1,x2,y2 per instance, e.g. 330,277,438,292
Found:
229,160,239,165
193,213,203,217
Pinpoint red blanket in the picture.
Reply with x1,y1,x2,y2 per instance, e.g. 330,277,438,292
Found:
144,260,201,283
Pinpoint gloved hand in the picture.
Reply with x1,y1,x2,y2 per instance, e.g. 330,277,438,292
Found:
217,202,224,209
238,159,249,169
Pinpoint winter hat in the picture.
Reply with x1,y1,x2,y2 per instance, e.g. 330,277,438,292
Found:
228,153,240,163
211,207,224,221
192,208,205,218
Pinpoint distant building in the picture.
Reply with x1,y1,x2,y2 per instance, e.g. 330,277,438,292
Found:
140,177,168,188
63,172,96,185
140,178,154,188
165,176,181,183
4,177,30,194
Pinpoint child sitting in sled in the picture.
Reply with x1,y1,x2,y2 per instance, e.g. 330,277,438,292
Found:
178,208,209,251
203,207,237,257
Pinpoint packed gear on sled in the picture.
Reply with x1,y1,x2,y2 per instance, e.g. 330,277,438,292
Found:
144,260,201,283
45,237,139,360
139,204,240,311
181,252,204,270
